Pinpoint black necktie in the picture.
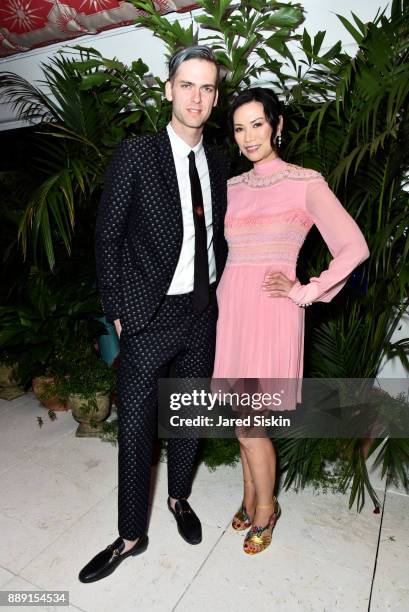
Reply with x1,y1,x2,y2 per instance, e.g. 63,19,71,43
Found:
188,150,209,312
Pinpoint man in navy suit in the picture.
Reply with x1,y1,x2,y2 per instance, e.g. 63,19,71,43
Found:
79,46,228,583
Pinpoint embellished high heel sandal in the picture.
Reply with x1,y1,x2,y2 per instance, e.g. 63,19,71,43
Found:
243,497,281,555
232,479,254,531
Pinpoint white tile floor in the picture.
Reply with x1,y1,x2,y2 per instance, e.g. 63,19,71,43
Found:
0,393,408,612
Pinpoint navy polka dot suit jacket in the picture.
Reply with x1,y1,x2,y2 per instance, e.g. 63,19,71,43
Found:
95,129,229,336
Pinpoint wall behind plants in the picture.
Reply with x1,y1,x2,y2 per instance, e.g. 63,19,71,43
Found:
0,0,389,130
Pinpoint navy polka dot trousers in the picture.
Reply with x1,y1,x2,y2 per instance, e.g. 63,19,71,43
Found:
117,291,218,540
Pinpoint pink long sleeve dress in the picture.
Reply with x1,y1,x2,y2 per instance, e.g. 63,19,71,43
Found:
212,156,370,409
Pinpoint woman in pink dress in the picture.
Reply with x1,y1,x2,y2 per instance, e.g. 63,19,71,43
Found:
212,88,369,555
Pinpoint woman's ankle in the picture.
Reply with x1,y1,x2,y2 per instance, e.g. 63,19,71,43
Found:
243,495,256,511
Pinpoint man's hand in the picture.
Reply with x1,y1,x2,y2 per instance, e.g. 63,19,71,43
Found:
114,319,122,338
262,272,297,298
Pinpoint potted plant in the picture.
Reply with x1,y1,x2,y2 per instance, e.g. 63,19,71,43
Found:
0,269,106,409
32,372,68,412
52,349,116,437
0,341,38,400
31,331,82,412
0,350,24,400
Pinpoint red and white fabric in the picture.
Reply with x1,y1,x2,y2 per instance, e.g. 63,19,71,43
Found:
0,1,198,57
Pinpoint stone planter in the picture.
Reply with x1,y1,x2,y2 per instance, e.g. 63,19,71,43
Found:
0,362,24,400
32,375,68,412
68,391,111,437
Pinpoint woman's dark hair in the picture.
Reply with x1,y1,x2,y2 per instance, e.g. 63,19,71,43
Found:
227,87,283,148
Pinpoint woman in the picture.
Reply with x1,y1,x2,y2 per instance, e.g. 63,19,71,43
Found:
212,88,369,555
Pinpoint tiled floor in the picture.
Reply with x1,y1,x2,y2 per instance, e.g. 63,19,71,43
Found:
0,393,408,611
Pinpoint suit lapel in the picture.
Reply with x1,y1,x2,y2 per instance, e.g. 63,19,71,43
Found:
155,130,182,209
203,141,221,238
153,130,184,252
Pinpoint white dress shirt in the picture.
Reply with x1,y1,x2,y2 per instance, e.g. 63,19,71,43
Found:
166,122,216,295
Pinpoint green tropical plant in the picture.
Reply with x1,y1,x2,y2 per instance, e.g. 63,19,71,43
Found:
46,340,116,434
0,171,37,304
0,269,105,381
132,0,305,174
0,0,304,269
0,48,158,269
273,0,409,509
132,0,304,91
51,352,116,402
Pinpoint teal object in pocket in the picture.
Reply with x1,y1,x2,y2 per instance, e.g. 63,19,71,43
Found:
97,316,119,364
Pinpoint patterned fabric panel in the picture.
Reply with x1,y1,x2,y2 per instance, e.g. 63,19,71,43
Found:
225,209,313,266
0,1,198,57
227,163,322,189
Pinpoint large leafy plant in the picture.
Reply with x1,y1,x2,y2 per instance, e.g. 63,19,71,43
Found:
0,49,160,269
0,269,105,382
275,0,409,509
0,0,304,269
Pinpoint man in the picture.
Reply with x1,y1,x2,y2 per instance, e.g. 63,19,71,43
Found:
79,46,228,583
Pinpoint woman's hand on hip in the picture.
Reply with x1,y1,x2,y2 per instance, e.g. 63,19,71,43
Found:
262,272,297,298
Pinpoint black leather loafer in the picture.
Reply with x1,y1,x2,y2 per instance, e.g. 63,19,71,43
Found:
167,498,202,545
78,534,148,583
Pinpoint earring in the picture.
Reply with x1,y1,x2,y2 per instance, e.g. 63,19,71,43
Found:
239,149,242,157
277,133,282,148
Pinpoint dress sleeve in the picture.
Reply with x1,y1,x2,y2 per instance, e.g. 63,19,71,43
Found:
287,177,370,307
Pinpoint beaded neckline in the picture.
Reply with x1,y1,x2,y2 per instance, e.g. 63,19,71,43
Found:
228,162,322,188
